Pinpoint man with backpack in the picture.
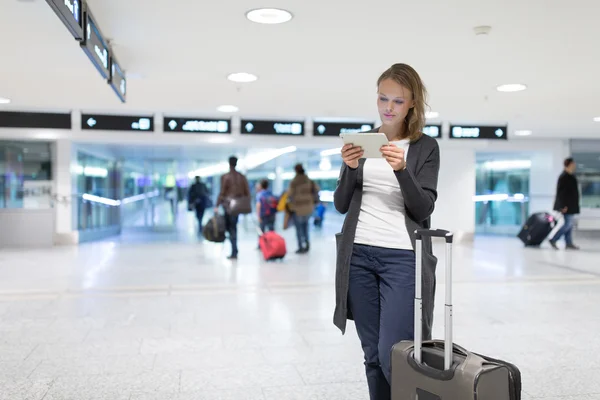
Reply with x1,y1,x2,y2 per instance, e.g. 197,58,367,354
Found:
256,179,278,235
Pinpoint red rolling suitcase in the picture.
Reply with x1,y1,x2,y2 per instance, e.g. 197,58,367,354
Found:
259,230,286,261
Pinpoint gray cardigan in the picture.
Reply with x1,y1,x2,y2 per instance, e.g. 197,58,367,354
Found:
333,132,441,340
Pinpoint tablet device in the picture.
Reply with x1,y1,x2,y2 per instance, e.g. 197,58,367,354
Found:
340,132,389,158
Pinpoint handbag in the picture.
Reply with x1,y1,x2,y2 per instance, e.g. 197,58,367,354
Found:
228,196,252,215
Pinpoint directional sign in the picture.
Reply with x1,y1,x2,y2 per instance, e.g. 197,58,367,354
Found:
449,125,508,140
81,114,154,131
0,111,71,129
423,125,442,138
81,12,110,79
163,117,231,134
109,56,126,103
45,0,84,40
241,119,304,135
313,121,375,136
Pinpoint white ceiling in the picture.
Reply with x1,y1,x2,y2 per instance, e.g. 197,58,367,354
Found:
1,0,600,139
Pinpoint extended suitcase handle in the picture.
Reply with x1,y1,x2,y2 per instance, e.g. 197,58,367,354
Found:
415,229,453,243
414,229,454,371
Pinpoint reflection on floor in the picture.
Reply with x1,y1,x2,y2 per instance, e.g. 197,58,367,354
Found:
0,213,599,399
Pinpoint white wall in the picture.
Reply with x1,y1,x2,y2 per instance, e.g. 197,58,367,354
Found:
431,147,476,241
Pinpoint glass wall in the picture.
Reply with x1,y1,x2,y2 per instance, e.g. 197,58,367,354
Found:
571,152,600,209
475,157,531,235
74,152,121,231
0,141,53,209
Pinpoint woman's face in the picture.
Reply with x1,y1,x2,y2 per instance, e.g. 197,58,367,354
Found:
377,78,414,127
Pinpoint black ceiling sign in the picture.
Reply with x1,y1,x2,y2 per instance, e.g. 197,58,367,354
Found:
81,12,110,79
449,125,508,140
81,114,154,131
163,117,231,133
0,111,71,129
313,121,375,136
109,56,127,103
423,125,442,138
241,119,304,135
45,0,84,40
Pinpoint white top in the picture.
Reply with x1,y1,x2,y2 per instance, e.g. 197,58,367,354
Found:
354,139,413,250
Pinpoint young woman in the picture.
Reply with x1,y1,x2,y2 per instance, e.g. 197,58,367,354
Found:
333,63,441,400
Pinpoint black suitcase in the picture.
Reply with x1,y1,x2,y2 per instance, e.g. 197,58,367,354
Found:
517,212,556,246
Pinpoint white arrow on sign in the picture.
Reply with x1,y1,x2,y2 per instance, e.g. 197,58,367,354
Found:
495,129,504,137
87,118,97,127
168,120,177,130
317,125,326,134
245,122,254,132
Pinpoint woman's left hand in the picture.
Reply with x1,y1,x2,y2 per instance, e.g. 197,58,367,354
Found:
380,144,406,171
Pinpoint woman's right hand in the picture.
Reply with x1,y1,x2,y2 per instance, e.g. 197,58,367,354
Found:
341,144,363,169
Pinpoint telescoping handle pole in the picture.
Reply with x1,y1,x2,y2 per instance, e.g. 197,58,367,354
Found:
414,229,454,371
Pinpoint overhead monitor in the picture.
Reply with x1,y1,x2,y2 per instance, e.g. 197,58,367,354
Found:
45,0,84,40
81,11,110,79
81,114,154,131
109,56,126,103
0,111,71,129
313,121,375,136
241,119,304,135
163,117,231,134
449,125,508,140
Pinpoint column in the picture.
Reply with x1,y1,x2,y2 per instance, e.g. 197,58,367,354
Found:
54,139,78,244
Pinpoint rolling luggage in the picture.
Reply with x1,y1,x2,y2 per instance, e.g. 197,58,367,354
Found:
391,229,522,400
518,212,557,246
258,229,286,261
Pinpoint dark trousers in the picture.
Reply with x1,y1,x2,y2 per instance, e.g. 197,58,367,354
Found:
224,212,239,256
348,244,416,400
258,215,276,247
294,214,310,250
259,215,276,234
550,213,575,245
195,205,206,232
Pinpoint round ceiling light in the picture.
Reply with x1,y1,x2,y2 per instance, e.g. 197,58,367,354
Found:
0,97,11,104
514,130,533,136
217,105,239,113
227,72,258,83
496,84,527,92
425,111,439,119
246,8,293,24
593,117,600,122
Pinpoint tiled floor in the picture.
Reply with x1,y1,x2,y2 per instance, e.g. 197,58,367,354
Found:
0,214,599,399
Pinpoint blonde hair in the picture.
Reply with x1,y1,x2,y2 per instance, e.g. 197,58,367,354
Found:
377,63,428,142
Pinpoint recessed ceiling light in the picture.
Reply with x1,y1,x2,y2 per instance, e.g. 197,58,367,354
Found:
425,111,439,119
496,84,527,92
0,97,11,104
593,117,600,122
217,105,239,113
514,130,532,136
227,72,258,83
246,8,293,24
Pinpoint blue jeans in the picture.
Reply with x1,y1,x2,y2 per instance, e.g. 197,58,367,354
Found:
550,214,575,245
348,244,416,400
224,212,239,256
294,214,310,249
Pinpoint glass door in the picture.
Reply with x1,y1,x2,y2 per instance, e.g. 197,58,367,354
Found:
475,158,531,235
